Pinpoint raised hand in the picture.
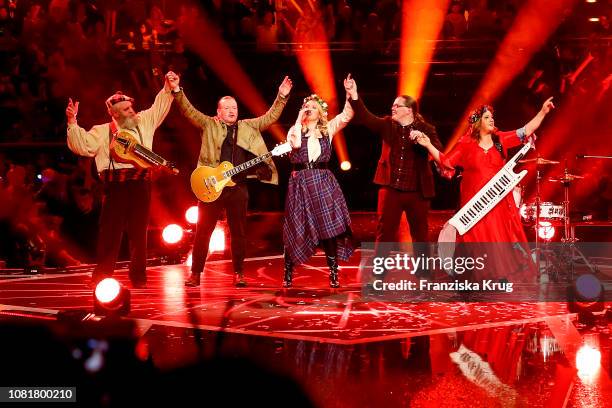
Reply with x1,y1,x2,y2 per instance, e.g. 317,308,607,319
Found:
165,71,180,92
541,96,555,115
344,73,357,99
66,98,79,125
279,76,293,97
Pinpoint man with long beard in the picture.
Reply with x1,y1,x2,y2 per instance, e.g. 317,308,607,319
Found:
66,71,179,288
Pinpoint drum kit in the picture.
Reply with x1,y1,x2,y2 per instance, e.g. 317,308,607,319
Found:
517,156,596,282
517,156,584,240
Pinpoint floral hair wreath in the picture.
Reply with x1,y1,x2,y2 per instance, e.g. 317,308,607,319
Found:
468,105,493,124
303,94,328,115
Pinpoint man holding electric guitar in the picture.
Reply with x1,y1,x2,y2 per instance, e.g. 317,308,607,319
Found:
174,75,293,287
66,71,180,288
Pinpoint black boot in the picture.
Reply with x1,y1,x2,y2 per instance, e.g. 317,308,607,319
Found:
185,273,201,287
326,255,340,288
234,270,247,287
283,253,293,288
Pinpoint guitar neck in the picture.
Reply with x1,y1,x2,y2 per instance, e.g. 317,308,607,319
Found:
225,152,272,178
132,144,166,166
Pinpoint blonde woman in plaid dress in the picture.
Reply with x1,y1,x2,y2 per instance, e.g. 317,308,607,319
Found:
282,75,355,288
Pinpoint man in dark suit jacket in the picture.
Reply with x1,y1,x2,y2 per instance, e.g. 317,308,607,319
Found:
345,75,443,278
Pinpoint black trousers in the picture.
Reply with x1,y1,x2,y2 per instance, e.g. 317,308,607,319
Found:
191,184,248,276
374,187,431,268
92,179,151,284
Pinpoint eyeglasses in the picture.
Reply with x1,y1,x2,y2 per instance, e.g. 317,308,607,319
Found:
392,104,408,109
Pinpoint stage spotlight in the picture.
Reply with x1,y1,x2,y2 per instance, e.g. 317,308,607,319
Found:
162,224,184,245
340,161,352,171
567,273,605,315
537,221,555,241
93,278,130,317
160,223,193,265
185,206,199,224
185,252,192,267
576,344,601,383
209,226,225,253
588,17,600,22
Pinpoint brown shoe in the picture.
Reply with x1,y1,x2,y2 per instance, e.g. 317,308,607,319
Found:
185,273,201,287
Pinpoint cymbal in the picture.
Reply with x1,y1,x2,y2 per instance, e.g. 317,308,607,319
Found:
548,174,584,182
519,157,560,165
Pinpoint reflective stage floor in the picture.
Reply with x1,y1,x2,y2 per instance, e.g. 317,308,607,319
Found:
0,252,610,407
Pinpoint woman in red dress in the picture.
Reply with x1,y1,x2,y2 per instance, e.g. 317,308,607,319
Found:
413,98,555,280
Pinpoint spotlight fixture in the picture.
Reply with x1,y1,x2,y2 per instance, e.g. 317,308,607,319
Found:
185,206,199,224
162,224,184,245
567,273,604,316
93,278,131,317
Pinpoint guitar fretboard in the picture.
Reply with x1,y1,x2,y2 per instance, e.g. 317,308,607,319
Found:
116,137,166,166
224,153,273,178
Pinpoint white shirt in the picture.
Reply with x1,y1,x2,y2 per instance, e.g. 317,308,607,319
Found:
286,100,354,162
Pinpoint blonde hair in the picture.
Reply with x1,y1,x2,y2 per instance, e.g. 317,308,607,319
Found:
302,95,329,137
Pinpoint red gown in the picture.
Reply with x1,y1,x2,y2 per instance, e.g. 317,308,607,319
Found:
441,130,534,281
443,130,527,243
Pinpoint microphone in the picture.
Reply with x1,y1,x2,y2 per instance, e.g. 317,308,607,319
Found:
576,154,585,159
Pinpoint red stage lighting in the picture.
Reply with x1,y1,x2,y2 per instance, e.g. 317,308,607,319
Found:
93,278,131,317
185,206,199,224
162,224,184,245
576,344,601,383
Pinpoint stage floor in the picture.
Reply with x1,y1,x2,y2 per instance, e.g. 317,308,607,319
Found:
1,251,611,407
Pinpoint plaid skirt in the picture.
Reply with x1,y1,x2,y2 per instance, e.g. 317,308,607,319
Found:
283,168,353,265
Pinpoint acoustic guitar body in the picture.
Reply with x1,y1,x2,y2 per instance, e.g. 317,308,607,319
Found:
110,130,152,169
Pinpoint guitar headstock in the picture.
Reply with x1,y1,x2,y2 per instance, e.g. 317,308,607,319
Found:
271,142,292,157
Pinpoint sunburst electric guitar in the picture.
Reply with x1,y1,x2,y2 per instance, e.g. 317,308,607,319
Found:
111,130,179,174
191,142,292,202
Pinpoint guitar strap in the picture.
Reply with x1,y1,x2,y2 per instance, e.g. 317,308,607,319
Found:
492,134,506,160
107,121,119,182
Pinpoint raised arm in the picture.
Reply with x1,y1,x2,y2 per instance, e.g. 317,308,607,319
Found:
242,76,292,131
495,97,554,149
345,74,386,133
65,98,104,157
327,99,353,140
524,96,554,136
137,71,177,130
173,89,214,129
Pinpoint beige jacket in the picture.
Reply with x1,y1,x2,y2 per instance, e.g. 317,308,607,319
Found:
173,90,288,185
67,89,173,173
